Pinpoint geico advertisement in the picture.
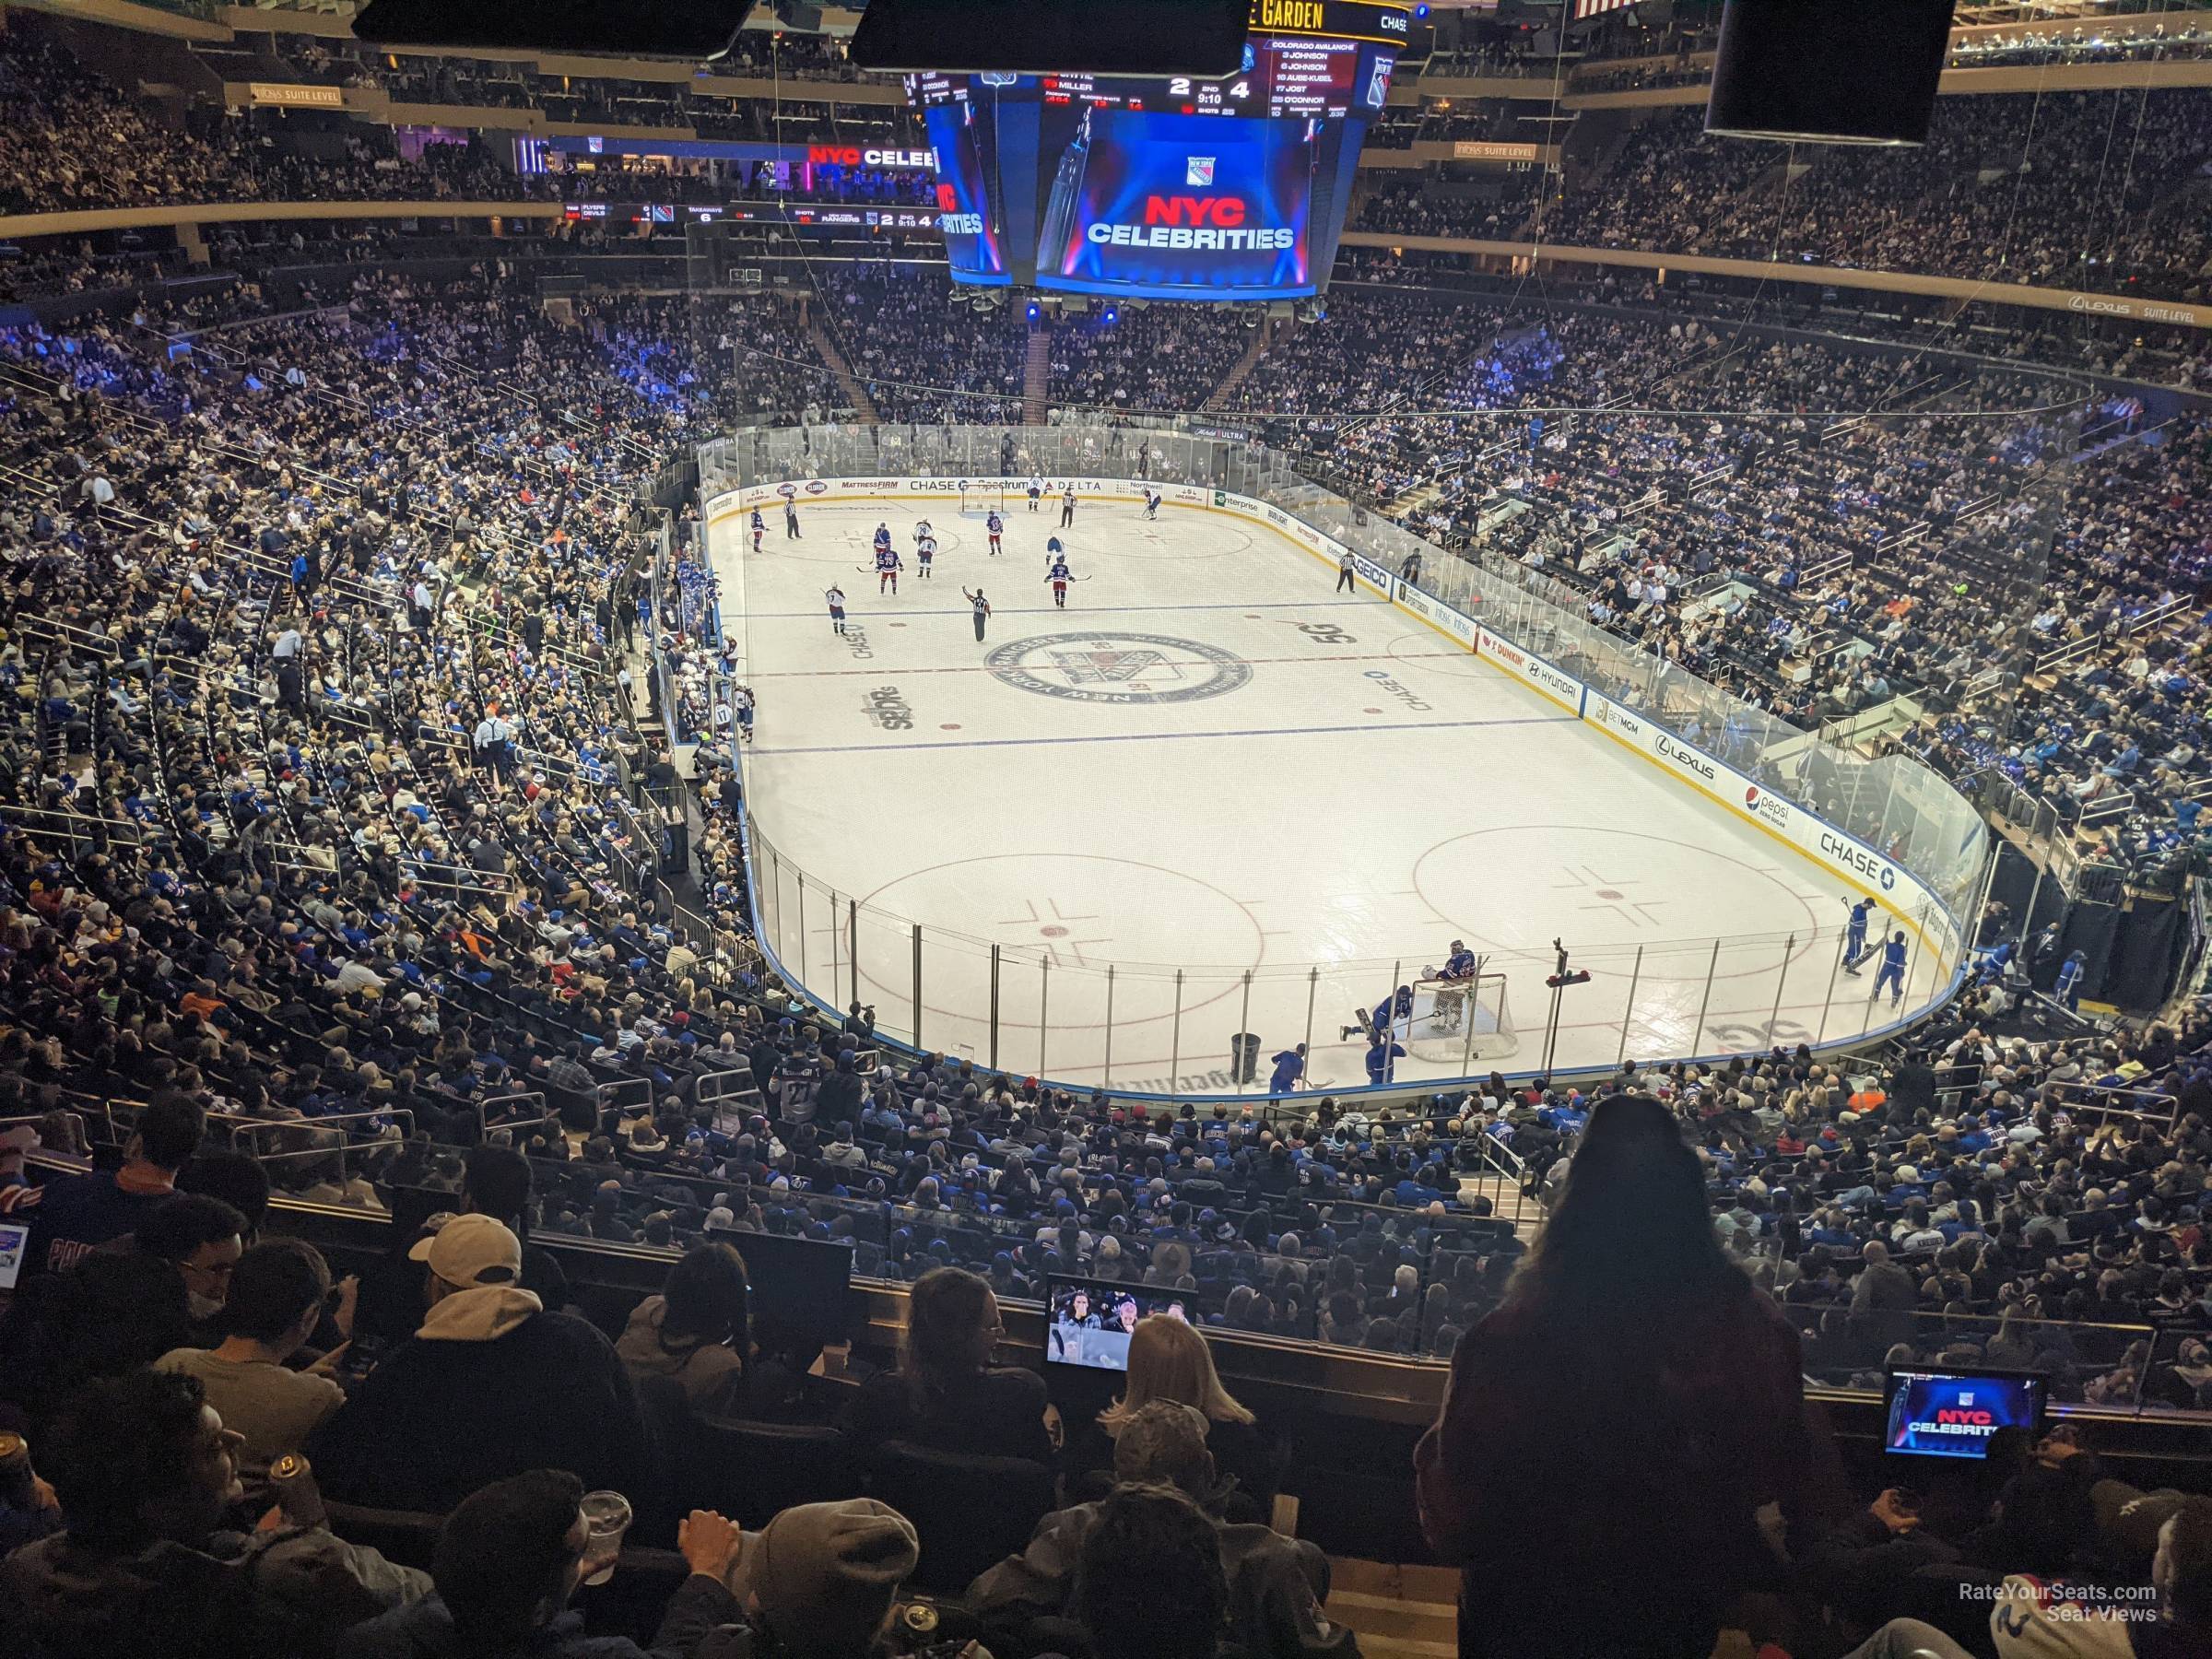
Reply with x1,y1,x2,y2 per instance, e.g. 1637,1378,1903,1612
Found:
1037,110,1315,298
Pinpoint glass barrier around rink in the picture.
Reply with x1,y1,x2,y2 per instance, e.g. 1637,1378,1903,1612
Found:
698,401,2076,1099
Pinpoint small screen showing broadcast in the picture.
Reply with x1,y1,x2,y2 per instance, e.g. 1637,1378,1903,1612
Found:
1883,1367,2048,1459
1044,1277,1195,1371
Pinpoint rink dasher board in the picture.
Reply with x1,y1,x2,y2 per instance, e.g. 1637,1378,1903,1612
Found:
704,479,1971,972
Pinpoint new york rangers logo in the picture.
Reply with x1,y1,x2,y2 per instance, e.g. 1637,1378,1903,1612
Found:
1185,156,1216,187
1052,647,1167,686
985,632,1251,706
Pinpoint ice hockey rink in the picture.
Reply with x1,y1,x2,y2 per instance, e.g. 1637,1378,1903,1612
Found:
710,493,1948,1095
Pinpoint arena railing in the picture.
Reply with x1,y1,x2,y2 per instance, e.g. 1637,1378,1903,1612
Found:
695,422,2000,1100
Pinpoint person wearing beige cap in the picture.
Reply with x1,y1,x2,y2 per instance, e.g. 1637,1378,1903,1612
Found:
728,1499,921,1659
305,1213,653,1517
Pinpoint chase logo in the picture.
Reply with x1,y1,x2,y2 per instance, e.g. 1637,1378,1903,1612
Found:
1186,157,1216,187
1819,830,1899,891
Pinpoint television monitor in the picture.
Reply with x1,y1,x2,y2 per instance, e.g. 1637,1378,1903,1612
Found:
1882,1365,2049,1459
1043,1275,1200,1371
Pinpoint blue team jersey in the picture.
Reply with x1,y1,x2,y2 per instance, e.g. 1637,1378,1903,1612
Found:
874,528,891,547
987,513,1003,532
1048,562,1070,581
1882,938,1907,970
875,549,900,571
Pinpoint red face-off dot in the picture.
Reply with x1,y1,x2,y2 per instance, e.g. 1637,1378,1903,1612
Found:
939,724,961,730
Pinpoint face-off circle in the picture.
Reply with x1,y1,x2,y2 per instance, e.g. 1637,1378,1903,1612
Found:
983,631,1253,706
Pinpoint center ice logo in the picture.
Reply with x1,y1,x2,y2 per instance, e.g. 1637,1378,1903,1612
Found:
984,631,1252,706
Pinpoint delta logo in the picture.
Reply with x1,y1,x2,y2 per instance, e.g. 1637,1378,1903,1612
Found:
1086,194,1296,252
1744,785,1790,828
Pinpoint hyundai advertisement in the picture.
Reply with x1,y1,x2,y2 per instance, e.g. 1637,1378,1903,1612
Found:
1037,110,1318,298
1884,1368,2048,1459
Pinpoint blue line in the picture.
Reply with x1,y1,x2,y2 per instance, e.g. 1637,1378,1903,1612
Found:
749,712,1577,758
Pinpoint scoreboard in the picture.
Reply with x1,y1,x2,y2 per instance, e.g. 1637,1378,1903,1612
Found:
905,0,1407,300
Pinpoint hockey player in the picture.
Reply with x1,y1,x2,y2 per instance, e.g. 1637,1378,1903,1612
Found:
1044,534,1066,569
735,684,756,742
912,517,934,551
985,508,1004,555
1341,983,1415,1043
824,585,847,637
1045,552,1075,609
1841,897,1877,974
1026,476,1043,512
916,528,938,580
1440,940,1479,980
1144,488,1161,521
2054,947,2087,1010
1871,931,1910,1006
872,522,893,558
750,508,765,552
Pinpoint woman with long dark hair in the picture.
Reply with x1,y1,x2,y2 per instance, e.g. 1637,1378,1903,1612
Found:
617,1241,750,1416
1414,1094,1810,1659
844,1265,1053,1464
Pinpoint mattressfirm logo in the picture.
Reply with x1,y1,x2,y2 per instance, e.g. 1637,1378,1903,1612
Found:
985,631,1252,706
862,685,913,730
1186,156,1216,187
1744,784,1791,828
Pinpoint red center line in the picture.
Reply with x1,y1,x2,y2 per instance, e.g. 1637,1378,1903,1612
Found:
746,648,1466,680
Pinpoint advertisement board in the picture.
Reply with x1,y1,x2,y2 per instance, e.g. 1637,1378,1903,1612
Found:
1477,626,1583,713
1393,579,1477,648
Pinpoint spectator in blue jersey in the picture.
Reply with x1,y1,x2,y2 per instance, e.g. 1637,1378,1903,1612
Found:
29,1092,205,1277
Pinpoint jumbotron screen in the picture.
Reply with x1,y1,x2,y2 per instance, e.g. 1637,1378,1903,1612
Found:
910,0,1407,299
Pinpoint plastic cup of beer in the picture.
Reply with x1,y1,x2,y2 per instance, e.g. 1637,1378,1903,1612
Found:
579,1490,632,1585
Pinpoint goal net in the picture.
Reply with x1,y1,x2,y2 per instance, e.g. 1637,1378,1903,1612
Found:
1397,973,1518,1067
959,483,1002,519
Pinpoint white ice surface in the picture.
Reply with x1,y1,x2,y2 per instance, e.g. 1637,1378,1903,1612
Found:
714,498,1939,1096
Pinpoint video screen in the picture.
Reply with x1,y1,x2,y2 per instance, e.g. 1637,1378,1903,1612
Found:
1037,109,1319,299
1044,1276,1194,1371
922,98,1013,285
908,8,1395,300
1883,1367,2048,1459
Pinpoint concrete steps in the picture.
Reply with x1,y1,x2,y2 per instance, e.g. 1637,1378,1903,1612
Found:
1203,317,1279,412
806,321,877,424
1021,327,1053,425
1324,1559,1458,1659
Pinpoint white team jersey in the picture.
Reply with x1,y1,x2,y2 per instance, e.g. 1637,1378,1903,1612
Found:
913,522,932,541
917,536,937,558
825,588,845,608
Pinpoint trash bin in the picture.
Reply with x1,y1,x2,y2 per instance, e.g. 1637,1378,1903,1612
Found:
1230,1033,1261,1085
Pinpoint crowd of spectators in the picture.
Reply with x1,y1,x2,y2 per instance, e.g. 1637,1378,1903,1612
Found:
1525,91,2212,302
0,23,2210,1648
